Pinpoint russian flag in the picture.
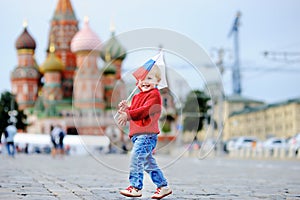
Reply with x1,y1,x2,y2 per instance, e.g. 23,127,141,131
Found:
132,58,156,81
132,51,168,89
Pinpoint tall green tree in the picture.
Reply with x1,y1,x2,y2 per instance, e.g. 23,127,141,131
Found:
0,91,27,140
182,90,210,132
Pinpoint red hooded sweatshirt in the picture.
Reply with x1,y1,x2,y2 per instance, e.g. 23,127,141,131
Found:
126,88,162,138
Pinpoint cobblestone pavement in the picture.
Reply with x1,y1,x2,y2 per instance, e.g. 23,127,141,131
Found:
0,153,300,200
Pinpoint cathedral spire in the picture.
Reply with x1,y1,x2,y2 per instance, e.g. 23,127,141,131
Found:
53,0,77,21
110,17,116,36
22,19,28,28
48,0,78,99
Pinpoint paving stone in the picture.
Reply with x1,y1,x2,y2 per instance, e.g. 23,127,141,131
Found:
0,154,300,199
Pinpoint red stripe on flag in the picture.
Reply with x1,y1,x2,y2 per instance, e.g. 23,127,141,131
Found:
132,66,149,81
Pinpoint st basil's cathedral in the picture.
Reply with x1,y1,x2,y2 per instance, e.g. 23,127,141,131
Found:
10,0,177,145
11,0,128,137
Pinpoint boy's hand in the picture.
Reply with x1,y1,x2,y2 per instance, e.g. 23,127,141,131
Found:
118,100,128,111
117,110,128,126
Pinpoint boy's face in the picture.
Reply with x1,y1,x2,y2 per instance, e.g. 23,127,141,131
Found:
138,73,159,92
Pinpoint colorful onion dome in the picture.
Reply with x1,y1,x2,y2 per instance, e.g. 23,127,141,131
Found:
103,62,116,75
71,17,102,53
39,44,64,74
11,66,40,79
100,23,126,62
15,21,36,50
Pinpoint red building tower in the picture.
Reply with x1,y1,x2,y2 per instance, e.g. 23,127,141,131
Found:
11,22,40,110
47,0,79,99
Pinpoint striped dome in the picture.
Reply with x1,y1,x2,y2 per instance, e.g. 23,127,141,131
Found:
15,27,36,50
103,62,116,75
71,18,102,53
100,32,126,62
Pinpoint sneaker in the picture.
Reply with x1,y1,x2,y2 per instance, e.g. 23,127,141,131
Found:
120,186,142,197
151,186,172,199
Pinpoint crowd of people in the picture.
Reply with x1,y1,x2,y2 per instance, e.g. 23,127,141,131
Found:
1,123,66,158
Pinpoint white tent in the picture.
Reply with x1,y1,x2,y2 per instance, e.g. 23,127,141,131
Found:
13,133,110,155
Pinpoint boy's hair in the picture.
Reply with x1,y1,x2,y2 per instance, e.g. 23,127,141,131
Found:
149,65,161,82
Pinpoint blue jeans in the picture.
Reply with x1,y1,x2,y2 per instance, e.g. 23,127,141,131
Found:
6,142,15,157
129,134,168,190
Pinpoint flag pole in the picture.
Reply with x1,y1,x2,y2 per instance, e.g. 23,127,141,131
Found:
125,85,138,102
113,86,138,119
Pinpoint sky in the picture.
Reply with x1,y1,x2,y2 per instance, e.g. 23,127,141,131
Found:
1,0,300,103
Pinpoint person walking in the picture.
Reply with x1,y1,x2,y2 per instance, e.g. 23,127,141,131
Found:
5,123,17,157
57,125,66,156
118,64,172,199
50,125,58,157
50,124,66,158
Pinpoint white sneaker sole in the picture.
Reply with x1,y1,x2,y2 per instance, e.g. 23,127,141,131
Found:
151,190,172,199
120,190,142,198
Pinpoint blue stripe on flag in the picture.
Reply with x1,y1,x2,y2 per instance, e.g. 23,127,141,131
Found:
143,59,155,71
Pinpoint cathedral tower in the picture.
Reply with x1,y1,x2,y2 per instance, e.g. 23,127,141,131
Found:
71,17,105,135
71,17,104,111
47,0,79,99
40,44,64,110
100,24,127,109
11,22,40,110
100,23,126,80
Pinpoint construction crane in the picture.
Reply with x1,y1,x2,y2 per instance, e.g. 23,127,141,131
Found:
228,11,242,95
263,51,300,64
